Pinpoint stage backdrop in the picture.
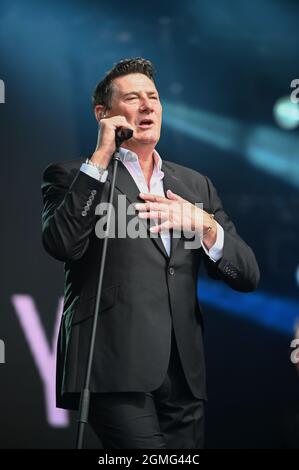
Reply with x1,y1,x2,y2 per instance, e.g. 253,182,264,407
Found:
1,0,299,448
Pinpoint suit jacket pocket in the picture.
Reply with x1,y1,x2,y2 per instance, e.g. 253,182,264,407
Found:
71,284,119,325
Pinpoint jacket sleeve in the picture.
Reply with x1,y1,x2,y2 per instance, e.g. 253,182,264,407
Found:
202,175,260,292
41,163,106,262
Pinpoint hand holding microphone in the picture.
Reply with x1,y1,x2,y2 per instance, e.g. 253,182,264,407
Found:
91,115,134,169
115,127,133,149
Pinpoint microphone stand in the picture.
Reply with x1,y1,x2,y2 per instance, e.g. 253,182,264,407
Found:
75,129,132,449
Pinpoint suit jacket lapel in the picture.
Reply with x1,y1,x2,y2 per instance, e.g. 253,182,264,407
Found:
107,161,169,259
162,161,205,259
161,162,189,257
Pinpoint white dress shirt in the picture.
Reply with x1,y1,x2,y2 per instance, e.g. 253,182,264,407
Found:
80,148,224,261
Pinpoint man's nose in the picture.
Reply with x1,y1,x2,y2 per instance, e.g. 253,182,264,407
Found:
139,97,153,112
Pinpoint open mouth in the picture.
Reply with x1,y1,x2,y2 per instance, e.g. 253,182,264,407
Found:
138,119,154,129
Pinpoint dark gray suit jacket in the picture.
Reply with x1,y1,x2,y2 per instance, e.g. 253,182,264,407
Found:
41,157,260,409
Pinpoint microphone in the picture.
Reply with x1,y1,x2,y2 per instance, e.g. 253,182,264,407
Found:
115,127,133,149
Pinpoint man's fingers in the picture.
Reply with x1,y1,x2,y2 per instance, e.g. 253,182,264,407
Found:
150,220,172,233
166,189,183,201
135,202,170,212
139,193,169,204
138,210,167,220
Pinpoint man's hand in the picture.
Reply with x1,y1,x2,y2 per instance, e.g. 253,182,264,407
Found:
135,190,217,250
90,116,134,168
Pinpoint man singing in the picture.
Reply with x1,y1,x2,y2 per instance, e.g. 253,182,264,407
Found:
41,58,260,448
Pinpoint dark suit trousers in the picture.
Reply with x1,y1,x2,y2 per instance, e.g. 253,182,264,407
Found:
88,327,205,449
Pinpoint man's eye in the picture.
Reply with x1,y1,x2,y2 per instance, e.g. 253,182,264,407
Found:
150,96,158,100
126,96,137,101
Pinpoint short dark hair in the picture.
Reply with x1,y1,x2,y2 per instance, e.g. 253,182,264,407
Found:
92,57,156,109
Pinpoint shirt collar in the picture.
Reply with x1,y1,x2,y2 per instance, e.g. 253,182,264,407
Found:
119,147,163,173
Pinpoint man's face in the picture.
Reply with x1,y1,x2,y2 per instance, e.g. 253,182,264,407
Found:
108,73,162,147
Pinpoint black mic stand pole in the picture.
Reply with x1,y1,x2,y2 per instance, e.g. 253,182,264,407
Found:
75,129,132,449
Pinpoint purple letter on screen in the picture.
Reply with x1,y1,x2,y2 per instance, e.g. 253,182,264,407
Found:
12,295,69,427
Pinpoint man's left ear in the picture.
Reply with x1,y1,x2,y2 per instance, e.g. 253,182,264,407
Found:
94,105,108,122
